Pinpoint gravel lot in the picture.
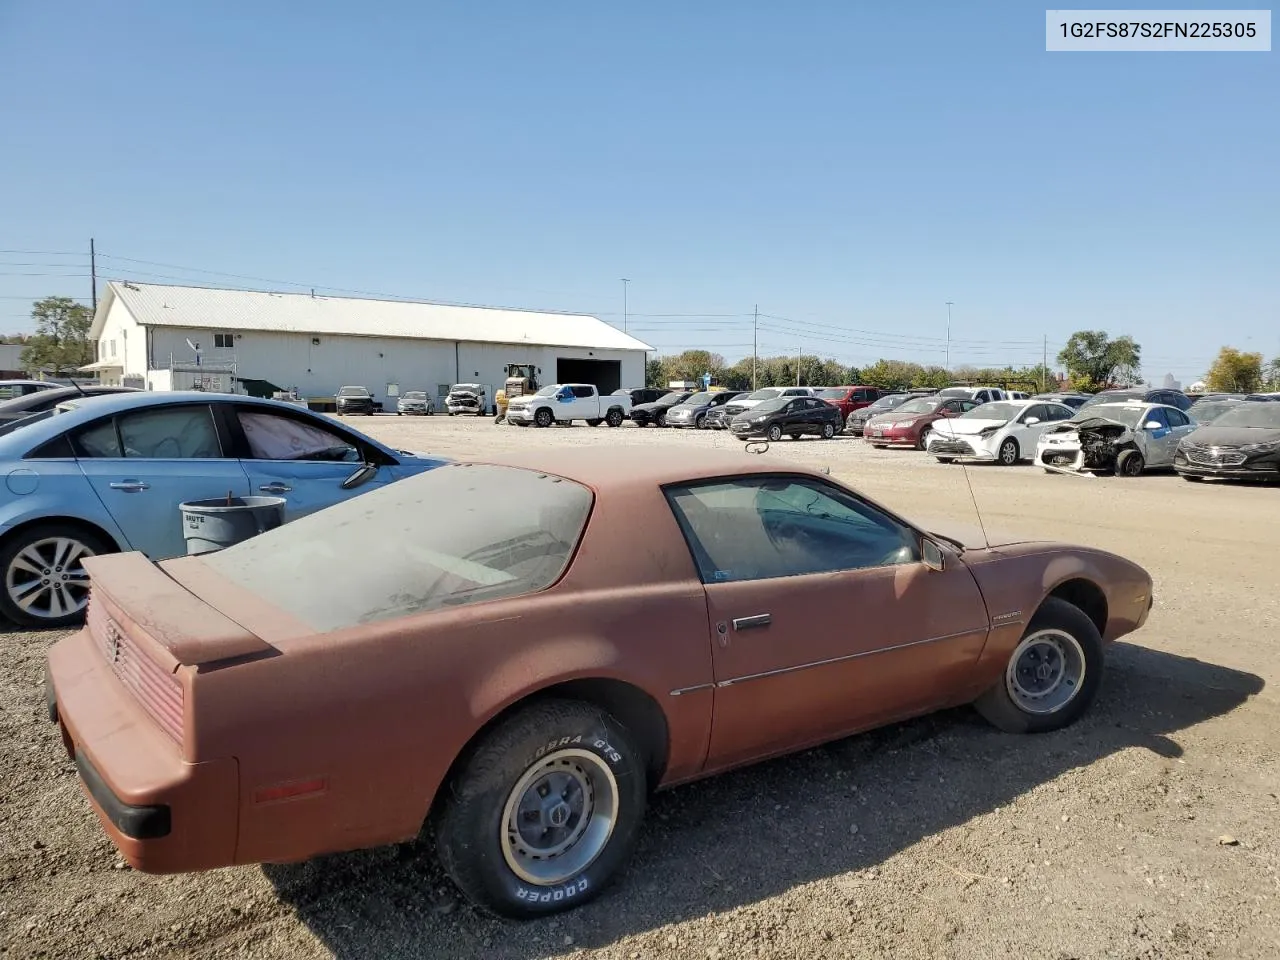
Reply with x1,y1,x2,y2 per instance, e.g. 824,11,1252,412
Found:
3,415,1278,960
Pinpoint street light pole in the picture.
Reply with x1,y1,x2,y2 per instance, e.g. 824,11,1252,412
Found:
796,345,802,386
945,301,953,372
620,278,630,334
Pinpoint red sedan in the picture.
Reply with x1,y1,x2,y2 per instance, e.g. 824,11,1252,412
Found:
863,396,980,450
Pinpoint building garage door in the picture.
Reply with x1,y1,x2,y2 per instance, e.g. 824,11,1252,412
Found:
556,359,621,394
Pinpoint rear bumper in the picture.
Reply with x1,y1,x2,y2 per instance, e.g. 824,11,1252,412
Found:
46,629,239,873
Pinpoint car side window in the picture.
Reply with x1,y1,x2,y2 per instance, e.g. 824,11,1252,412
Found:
1166,408,1190,427
238,410,360,462
1145,408,1171,429
667,477,921,584
71,419,123,458
571,386,594,399
1022,404,1048,422
118,406,223,458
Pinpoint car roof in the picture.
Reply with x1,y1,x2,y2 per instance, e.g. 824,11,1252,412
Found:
465,447,827,490
0,391,389,457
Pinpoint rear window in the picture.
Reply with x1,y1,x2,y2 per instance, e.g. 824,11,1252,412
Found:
199,463,594,631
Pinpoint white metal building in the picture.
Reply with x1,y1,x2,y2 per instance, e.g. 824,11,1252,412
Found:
84,281,652,406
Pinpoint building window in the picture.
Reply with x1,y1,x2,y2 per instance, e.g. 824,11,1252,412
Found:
214,333,234,349
109,340,116,357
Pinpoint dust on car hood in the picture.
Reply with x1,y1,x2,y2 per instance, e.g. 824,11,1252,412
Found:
919,519,1038,551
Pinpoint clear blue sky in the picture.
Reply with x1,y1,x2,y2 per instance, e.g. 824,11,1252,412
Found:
1,1,1275,383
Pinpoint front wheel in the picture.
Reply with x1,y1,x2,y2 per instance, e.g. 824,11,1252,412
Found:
1180,473,1204,482
973,597,1104,734
767,424,783,442
434,699,648,919
916,427,932,451
605,409,624,428
0,524,111,629
534,408,554,428
821,422,835,439
998,437,1020,466
936,457,955,464
1115,449,1145,477
586,418,602,427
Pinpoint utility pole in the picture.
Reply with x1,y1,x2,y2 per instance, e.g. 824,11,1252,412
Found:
90,238,97,312
796,344,802,386
1042,335,1048,392
620,278,630,333
752,304,759,389
945,301,954,372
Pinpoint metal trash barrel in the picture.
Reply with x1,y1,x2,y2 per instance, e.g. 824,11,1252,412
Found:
179,496,287,555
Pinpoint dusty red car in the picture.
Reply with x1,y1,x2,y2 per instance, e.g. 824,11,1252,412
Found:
46,449,1152,919
864,395,980,449
813,385,886,421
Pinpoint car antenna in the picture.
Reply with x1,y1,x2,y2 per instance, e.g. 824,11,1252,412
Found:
68,377,89,397
959,462,991,550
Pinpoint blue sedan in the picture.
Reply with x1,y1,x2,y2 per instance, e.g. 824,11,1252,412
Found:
0,391,449,628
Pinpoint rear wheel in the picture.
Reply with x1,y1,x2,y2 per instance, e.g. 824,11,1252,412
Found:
788,433,801,441
973,597,1104,734
0,524,111,629
434,699,648,919
998,437,1020,466
605,409,624,428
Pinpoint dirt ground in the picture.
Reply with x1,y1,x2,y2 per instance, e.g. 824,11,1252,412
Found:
2,415,1278,960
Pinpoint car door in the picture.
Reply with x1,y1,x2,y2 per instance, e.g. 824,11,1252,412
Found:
570,384,598,418
1011,404,1053,451
229,405,398,519
1162,407,1197,456
666,476,990,771
72,403,251,560
1137,406,1178,465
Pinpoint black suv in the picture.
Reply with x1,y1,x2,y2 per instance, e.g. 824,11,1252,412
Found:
336,385,375,415
1078,388,1192,412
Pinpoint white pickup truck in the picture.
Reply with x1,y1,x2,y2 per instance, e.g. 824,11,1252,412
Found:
505,383,632,428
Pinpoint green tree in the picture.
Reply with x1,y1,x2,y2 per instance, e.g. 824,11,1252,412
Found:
1056,331,1141,391
19,297,94,374
860,359,926,390
1204,347,1264,393
1266,356,1280,391
912,365,952,389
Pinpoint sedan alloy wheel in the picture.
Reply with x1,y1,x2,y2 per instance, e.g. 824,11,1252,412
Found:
0,524,108,628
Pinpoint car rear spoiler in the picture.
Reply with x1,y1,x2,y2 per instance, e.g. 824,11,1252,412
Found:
82,553,274,666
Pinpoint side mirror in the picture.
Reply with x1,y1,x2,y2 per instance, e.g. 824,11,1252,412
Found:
922,538,945,572
1023,417,1040,426
341,462,379,490
1144,420,1162,430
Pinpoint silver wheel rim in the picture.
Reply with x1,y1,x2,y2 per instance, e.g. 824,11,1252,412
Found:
6,536,95,621
1001,440,1017,464
501,748,619,886
1005,629,1086,715
823,423,834,438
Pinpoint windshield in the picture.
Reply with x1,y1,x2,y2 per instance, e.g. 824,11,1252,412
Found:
1211,403,1280,429
816,388,848,400
200,464,593,632
684,391,713,405
752,397,792,414
658,391,688,404
452,384,483,392
866,394,907,412
745,388,782,401
337,386,369,397
534,385,559,397
402,391,427,400
895,398,940,415
1189,400,1240,424
937,387,973,398
1071,404,1147,429
961,402,1021,421
1080,391,1141,409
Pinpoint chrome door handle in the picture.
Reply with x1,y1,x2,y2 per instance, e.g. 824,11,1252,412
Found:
108,480,150,492
732,614,772,631
259,483,292,493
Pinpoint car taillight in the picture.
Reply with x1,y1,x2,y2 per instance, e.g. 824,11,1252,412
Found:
87,598,185,744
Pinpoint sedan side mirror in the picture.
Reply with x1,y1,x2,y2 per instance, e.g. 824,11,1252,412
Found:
1023,417,1041,426
921,538,945,572
1144,420,1162,430
341,462,379,490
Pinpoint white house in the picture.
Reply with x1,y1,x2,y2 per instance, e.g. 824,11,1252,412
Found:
84,281,652,407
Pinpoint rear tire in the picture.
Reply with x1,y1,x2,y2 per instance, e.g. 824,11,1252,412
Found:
973,597,1104,734
788,433,801,441
434,699,648,919
605,409,624,428
0,523,111,629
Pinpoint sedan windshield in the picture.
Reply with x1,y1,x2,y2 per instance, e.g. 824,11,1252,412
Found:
1189,400,1241,424
866,394,907,412
895,398,940,415
960,402,1021,421
1212,403,1280,428
752,398,791,414
1079,391,1141,409
200,464,593,632
657,392,688,404
1071,404,1147,429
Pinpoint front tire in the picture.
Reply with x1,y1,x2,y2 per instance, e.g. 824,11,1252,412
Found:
767,424,783,442
534,408,554,428
821,422,836,439
916,426,932,451
0,523,111,629
586,418,602,427
434,699,648,919
1115,449,1145,477
973,597,1104,734
998,437,1020,466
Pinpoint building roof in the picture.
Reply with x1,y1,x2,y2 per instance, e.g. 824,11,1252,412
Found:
91,281,653,352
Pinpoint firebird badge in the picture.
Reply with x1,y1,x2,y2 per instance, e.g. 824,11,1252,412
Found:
990,611,1022,625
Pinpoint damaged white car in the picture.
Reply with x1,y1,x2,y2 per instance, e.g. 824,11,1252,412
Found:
1035,401,1196,477
927,399,1075,465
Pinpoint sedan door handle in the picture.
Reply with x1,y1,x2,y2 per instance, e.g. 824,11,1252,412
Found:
259,483,293,493
108,480,150,492
732,614,772,631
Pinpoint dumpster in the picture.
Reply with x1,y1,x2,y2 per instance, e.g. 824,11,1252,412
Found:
179,495,286,555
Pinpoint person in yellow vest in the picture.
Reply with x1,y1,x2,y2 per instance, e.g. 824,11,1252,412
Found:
494,387,508,423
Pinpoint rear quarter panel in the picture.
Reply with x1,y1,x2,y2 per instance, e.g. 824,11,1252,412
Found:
188,478,715,866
